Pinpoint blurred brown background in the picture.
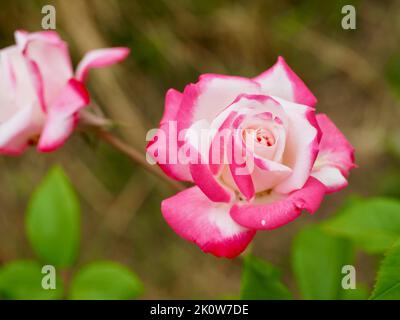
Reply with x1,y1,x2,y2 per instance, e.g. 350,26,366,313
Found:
0,0,400,298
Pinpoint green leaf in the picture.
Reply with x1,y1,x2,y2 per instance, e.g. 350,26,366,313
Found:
370,238,400,299
26,165,80,268
69,261,143,300
0,260,63,300
339,283,369,300
323,197,400,253
240,255,292,300
292,226,354,300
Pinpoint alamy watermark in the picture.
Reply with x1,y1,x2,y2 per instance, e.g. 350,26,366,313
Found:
41,5,56,30
41,265,56,290
341,5,356,30
145,120,280,175
341,265,356,290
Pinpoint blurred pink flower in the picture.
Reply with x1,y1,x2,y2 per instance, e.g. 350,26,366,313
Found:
147,57,355,258
0,30,129,154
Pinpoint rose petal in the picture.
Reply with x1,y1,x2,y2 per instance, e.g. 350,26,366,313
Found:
230,177,325,230
209,94,290,196
184,117,235,203
0,49,18,121
38,79,89,152
17,30,73,108
311,166,348,193
15,30,63,49
273,97,320,194
75,48,130,82
254,56,317,107
227,134,255,201
146,89,193,182
251,157,292,192
0,104,44,155
177,74,261,130
314,113,355,172
311,113,355,192
162,186,256,258
0,46,42,112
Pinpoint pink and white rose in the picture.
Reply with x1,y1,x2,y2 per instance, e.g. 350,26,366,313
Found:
147,57,355,258
0,30,129,154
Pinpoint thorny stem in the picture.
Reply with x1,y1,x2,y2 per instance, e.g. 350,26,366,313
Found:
80,111,184,192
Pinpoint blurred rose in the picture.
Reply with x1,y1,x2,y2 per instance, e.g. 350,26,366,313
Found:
0,30,129,154
147,57,355,258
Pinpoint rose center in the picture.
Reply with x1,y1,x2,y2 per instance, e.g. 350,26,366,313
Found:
254,128,275,147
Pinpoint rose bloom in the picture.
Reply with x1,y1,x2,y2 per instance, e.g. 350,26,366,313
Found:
147,57,355,258
0,30,129,154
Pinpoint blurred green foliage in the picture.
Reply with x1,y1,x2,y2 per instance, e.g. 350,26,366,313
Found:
0,260,63,300
323,198,400,254
240,195,400,300
240,255,292,300
0,166,143,300
26,166,80,267
292,226,354,300
371,239,400,299
69,261,143,300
